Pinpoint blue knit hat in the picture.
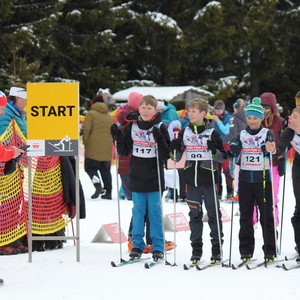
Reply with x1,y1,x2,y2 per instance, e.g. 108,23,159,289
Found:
245,97,264,119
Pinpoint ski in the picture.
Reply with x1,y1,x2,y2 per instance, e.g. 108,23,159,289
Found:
231,259,257,270
282,262,300,271
111,257,149,267
195,260,225,271
246,259,283,270
285,252,299,261
144,259,163,269
183,261,201,270
0,278,4,286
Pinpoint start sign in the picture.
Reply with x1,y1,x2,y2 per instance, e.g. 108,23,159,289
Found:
27,82,79,156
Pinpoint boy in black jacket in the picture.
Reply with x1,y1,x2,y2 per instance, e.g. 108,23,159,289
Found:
266,106,300,259
170,98,226,264
229,97,276,262
111,95,170,260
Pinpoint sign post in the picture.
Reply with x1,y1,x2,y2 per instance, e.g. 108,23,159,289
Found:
27,82,80,262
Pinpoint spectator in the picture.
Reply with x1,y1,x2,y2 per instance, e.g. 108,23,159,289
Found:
82,101,114,199
212,100,233,200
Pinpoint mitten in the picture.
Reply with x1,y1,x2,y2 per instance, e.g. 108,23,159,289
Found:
170,139,181,152
229,141,241,157
110,124,121,139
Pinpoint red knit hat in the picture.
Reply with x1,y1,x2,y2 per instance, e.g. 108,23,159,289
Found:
0,90,7,106
128,92,143,109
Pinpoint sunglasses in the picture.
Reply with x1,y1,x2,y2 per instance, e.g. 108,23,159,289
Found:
262,105,271,109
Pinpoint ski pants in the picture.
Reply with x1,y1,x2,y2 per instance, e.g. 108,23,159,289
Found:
131,191,164,253
238,181,276,257
84,158,112,191
291,165,300,252
186,184,223,248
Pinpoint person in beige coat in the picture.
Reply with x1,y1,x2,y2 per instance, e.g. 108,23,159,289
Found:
83,101,114,199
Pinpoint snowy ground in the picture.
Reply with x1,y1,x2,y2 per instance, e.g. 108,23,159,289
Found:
1,161,299,300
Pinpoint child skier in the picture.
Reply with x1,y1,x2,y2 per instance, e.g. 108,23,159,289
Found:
170,98,226,264
110,95,170,261
229,97,276,262
266,106,300,259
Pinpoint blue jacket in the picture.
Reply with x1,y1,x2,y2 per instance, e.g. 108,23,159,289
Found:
0,102,27,137
213,110,231,140
162,103,179,125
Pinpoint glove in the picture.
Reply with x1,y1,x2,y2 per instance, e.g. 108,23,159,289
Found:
207,139,217,155
110,124,121,139
261,145,269,156
170,138,181,152
152,127,163,142
3,145,29,175
229,141,241,157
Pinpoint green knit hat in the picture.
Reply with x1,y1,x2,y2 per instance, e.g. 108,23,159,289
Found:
245,97,264,119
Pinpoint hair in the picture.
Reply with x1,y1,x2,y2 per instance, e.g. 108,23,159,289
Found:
295,91,300,98
214,99,225,108
296,91,300,107
140,95,157,108
8,82,26,104
292,107,300,114
187,98,209,113
233,98,246,111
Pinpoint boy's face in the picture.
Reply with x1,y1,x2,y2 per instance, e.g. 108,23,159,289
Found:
288,112,300,133
139,103,156,121
246,115,261,130
187,107,206,125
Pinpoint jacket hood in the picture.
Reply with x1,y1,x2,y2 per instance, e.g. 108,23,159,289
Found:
118,105,137,126
260,92,278,115
91,102,109,113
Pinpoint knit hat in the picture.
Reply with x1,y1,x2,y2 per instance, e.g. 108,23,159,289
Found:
0,90,7,106
245,97,264,119
9,86,27,99
128,91,143,109
233,98,245,110
157,100,165,110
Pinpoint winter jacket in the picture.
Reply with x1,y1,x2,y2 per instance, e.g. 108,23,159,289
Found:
230,125,274,183
162,103,179,125
175,119,227,187
260,92,284,166
213,110,231,140
223,109,247,144
274,127,300,179
117,105,136,174
0,102,27,137
116,112,170,192
82,102,114,161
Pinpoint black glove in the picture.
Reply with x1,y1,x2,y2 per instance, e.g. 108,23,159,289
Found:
261,145,269,156
170,138,181,152
110,124,121,139
207,139,217,155
229,141,241,157
152,127,163,142
3,145,29,175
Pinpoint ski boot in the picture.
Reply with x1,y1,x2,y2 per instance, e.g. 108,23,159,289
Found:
152,251,164,261
129,248,143,260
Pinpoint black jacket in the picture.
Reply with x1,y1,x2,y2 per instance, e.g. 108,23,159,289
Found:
116,112,170,192
175,119,227,186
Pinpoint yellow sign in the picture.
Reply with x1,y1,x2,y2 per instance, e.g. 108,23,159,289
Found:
27,82,79,156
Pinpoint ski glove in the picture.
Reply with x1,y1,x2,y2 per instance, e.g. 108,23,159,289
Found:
229,141,241,157
207,139,217,155
110,124,121,139
170,138,181,152
152,127,163,142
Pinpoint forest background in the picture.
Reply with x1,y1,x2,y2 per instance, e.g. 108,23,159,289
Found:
0,0,299,115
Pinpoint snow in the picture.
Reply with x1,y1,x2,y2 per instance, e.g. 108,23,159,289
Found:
1,161,300,299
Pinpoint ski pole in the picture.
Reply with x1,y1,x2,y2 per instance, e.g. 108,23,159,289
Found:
114,139,124,263
208,141,223,263
171,127,181,266
267,135,279,266
155,140,169,265
279,148,288,254
227,156,236,267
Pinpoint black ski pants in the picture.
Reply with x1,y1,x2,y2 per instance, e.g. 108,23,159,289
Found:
238,181,276,258
186,184,223,248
